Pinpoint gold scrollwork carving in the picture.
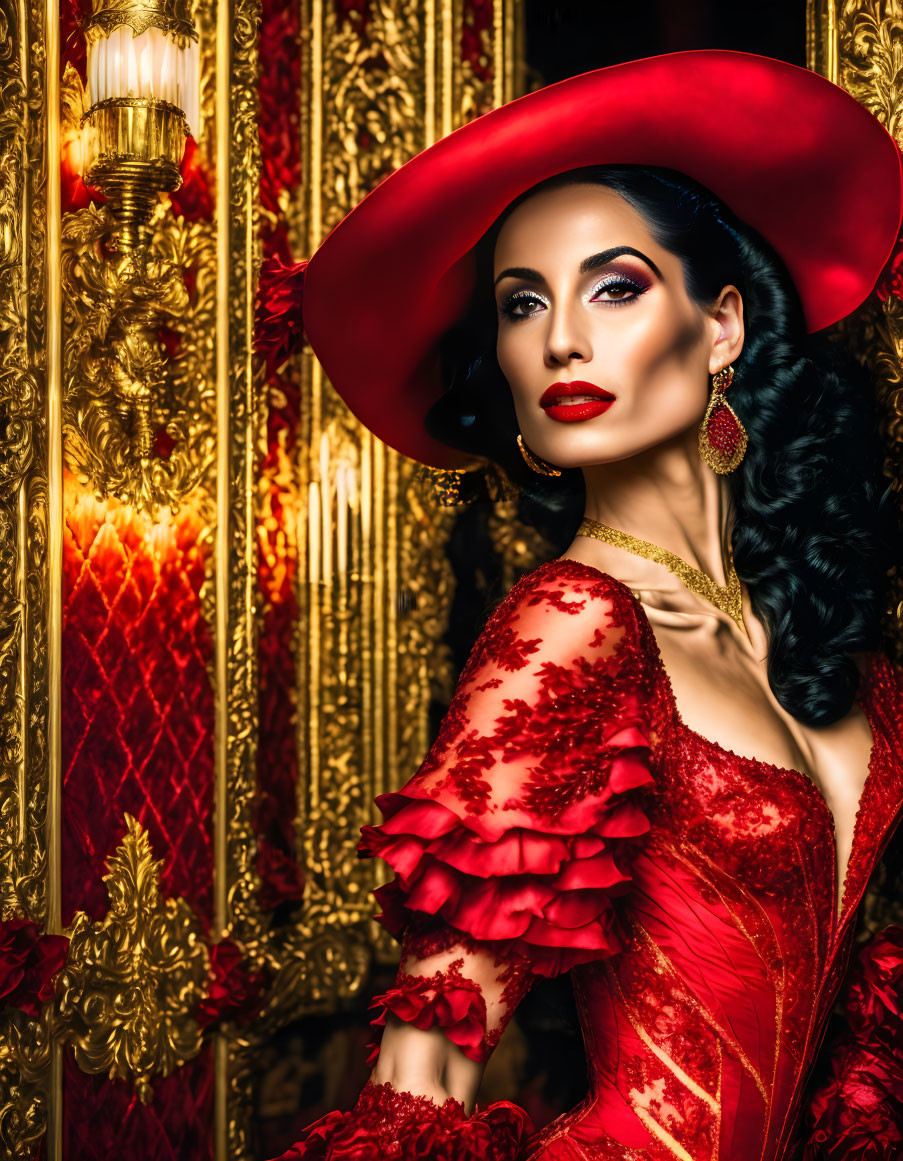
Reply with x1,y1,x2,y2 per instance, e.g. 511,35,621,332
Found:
487,500,555,594
212,0,266,1152
61,202,217,512
0,1008,53,1161
0,53,39,497
835,0,903,139
84,0,197,45
60,66,217,514
318,1,424,236
56,815,209,1102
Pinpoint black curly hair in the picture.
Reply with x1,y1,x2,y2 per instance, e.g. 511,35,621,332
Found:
425,164,896,728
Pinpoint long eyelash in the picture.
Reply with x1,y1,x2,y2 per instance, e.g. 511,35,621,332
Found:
498,289,547,320
499,275,647,320
590,275,647,305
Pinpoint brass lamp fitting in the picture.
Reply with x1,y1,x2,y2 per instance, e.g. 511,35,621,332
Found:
82,1,200,253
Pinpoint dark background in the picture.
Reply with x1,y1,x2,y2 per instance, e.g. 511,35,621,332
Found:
525,0,806,84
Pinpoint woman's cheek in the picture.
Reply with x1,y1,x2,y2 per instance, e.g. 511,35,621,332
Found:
497,348,533,408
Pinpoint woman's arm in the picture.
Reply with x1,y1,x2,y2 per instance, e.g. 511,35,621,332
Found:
369,933,532,1112
372,1019,482,1110
267,932,534,1159
269,565,656,1159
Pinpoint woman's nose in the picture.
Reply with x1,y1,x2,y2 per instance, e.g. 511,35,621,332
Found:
543,303,592,367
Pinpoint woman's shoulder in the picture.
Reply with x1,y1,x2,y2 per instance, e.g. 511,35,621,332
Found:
439,556,657,715
505,554,637,607
360,554,661,975
481,555,648,664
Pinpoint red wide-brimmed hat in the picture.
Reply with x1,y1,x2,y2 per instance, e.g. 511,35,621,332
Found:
299,50,903,468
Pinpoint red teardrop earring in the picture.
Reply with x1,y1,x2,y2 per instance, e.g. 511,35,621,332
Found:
698,364,748,474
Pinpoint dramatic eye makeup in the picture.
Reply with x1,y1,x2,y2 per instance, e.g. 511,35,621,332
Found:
495,248,658,321
498,288,549,319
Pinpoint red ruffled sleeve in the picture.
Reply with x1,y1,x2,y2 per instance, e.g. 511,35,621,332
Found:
359,559,657,977
269,562,653,1161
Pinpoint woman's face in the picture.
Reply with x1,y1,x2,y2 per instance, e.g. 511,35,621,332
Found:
492,183,743,470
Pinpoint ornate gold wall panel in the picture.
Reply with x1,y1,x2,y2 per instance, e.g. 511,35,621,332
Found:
0,0,51,1153
222,8,521,1155
807,0,903,653
0,2,521,1157
285,0,520,1000
0,5,891,1156
0,0,49,928
3,0,259,1154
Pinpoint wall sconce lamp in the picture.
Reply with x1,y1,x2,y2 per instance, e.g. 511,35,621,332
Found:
82,0,200,254
59,0,204,512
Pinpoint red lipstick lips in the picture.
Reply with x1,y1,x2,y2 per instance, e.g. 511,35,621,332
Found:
540,381,616,423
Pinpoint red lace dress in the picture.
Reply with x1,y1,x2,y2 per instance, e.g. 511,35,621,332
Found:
273,559,903,1161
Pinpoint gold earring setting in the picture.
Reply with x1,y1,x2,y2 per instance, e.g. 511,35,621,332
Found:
517,434,562,477
698,364,748,474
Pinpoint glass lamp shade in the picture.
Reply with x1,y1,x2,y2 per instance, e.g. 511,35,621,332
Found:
87,25,200,139
81,4,200,251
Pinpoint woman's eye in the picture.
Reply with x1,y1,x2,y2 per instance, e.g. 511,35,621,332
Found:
499,292,546,319
499,277,644,319
591,278,642,304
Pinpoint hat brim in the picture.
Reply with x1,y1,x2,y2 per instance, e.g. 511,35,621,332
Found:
303,50,903,468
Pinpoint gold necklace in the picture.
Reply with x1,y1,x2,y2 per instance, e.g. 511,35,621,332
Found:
576,516,745,629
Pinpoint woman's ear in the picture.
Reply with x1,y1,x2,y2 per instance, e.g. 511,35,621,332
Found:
708,286,744,374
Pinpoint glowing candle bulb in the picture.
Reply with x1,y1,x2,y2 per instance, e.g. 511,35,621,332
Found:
185,39,199,134
336,465,349,578
106,32,115,102
160,38,172,103
116,27,127,94
346,465,358,512
126,31,137,96
308,482,321,584
319,434,332,587
139,34,152,97
149,28,162,96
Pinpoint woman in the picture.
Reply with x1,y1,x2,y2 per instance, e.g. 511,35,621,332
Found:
273,52,903,1160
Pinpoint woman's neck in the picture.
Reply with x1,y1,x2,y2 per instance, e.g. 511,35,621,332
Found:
579,428,735,589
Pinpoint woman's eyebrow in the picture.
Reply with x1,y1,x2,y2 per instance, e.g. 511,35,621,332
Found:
582,246,663,279
494,245,664,288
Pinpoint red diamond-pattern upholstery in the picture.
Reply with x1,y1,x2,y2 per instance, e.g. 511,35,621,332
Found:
62,483,214,927
63,1045,213,1161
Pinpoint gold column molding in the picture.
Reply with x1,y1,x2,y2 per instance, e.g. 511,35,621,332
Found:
56,815,209,1102
0,0,53,1149
807,0,903,650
